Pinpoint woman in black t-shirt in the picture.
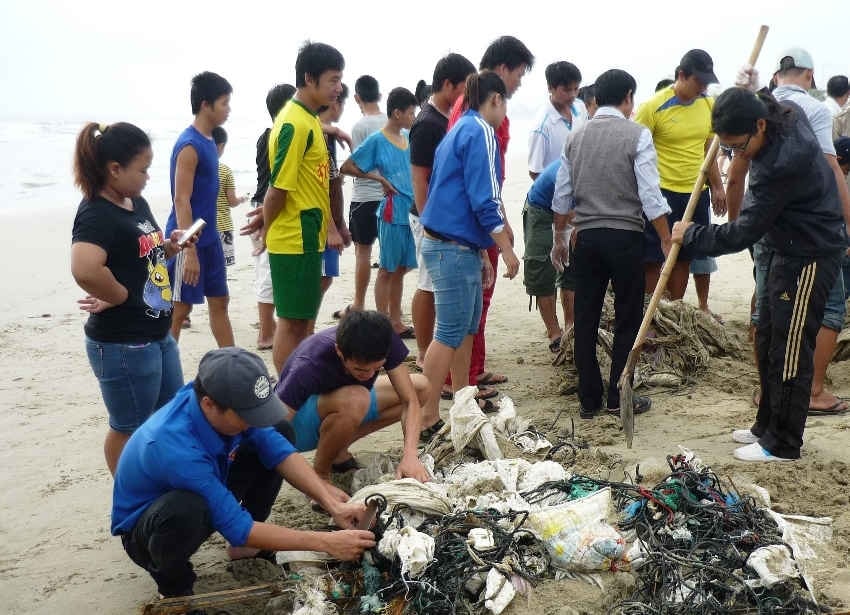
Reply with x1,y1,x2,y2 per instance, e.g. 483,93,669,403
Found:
71,122,197,475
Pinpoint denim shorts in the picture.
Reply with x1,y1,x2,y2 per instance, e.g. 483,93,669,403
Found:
85,335,183,433
289,388,379,452
421,237,483,349
752,241,846,330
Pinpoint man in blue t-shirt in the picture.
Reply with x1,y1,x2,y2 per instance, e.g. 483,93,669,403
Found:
112,347,374,599
275,310,429,482
166,71,236,348
340,88,419,339
522,159,576,353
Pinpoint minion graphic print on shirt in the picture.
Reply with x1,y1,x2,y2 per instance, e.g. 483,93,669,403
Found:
137,220,173,317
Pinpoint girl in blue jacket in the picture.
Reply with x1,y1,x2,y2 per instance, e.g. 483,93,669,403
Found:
419,71,520,433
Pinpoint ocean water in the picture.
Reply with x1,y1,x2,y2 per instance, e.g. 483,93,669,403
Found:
0,108,538,215
0,116,269,214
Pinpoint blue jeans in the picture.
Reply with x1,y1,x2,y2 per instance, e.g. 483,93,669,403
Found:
421,237,483,349
752,241,846,331
85,335,183,433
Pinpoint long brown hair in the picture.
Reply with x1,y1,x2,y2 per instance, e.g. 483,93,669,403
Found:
73,122,150,200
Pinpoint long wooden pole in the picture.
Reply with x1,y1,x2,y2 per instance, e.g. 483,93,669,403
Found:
618,25,769,448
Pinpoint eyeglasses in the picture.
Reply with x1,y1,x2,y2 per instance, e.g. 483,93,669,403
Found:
719,133,753,157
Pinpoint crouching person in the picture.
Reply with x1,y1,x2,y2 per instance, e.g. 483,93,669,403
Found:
111,347,373,600
275,310,430,483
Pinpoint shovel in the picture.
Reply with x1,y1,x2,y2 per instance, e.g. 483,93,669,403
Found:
617,25,770,448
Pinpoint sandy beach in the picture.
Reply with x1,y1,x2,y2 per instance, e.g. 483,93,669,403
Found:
1,151,848,614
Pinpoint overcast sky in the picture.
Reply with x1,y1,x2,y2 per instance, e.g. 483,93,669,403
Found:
2,0,848,125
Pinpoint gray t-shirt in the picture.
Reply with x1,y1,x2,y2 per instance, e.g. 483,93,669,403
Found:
350,114,387,202
773,85,837,155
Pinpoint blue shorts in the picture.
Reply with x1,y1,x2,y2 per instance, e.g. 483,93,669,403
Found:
422,237,483,349
644,188,710,264
378,222,418,273
752,241,846,331
85,335,183,433
168,241,228,304
322,247,340,277
289,388,379,452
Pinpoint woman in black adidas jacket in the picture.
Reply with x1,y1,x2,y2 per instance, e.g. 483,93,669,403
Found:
672,87,846,463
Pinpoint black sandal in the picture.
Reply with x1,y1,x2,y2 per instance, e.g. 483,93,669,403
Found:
331,457,361,473
419,419,445,443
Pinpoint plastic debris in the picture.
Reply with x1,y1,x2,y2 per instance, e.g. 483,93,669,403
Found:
449,385,502,459
746,544,799,588
484,567,516,614
378,526,435,578
526,488,627,572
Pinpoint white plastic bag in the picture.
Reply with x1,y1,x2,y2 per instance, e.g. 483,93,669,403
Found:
527,487,627,571
484,567,516,614
377,526,435,578
449,386,502,459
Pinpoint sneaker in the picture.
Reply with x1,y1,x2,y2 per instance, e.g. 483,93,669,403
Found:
606,395,652,416
732,429,759,444
733,442,795,463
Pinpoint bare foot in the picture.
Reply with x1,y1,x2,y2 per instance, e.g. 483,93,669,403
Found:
257,339,273,350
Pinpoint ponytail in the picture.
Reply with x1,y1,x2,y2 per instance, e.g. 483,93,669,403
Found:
462,70,506,112
73,122,150,200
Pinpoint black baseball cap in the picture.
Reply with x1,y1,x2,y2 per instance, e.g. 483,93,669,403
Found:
680,49,718,86
197,347,286,427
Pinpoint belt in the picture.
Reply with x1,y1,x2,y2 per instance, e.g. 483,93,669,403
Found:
423,228,479,251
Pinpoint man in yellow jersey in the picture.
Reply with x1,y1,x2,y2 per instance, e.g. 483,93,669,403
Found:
635,50,726,300
244,42,346,374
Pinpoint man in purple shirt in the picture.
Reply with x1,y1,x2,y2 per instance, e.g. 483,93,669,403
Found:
276,310,429,483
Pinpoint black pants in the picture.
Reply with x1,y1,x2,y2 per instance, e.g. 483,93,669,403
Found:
574,228,645,410
120,447,283,597
752,250,841,459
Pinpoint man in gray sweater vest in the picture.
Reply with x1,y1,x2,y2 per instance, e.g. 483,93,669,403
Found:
551,69,672,419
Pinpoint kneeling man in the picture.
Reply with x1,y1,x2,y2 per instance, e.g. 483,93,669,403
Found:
112,347,374,599
275,310,429,482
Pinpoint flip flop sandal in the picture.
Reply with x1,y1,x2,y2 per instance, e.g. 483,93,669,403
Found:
475,387,499,400
477,371,508,386
548,337,561,353
398,327,415,339
479,398,499,413
440,389,454,401
807,401,850,416
419,419,445,443
331,457,361,473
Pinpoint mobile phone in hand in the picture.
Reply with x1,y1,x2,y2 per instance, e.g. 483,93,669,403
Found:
177,218,206,247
